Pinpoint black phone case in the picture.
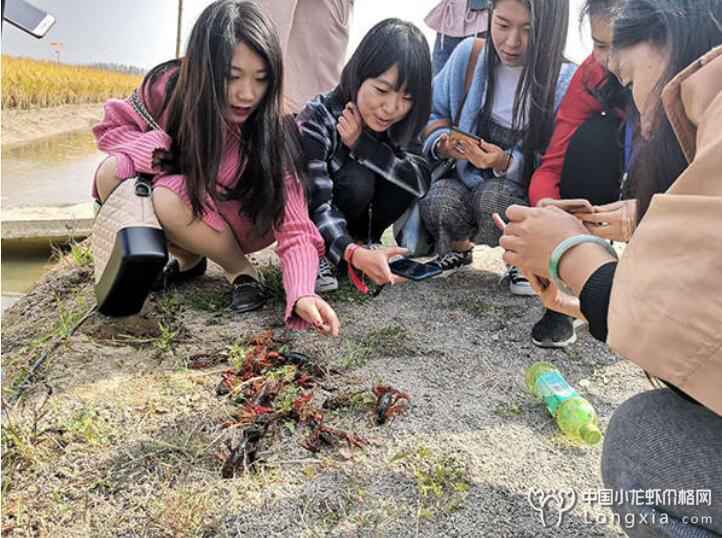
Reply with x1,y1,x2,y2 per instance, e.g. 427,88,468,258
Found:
389,260,442,281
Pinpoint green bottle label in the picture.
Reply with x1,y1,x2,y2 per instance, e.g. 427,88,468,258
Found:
535,371,577,416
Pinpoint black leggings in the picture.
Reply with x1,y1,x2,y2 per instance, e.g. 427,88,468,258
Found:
333,160,416,243
559,112,624,206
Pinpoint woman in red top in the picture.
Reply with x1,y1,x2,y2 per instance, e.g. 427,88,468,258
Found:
525,0,632,348
530,0,631,208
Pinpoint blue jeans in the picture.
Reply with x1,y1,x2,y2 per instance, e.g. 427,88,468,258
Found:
432,34,467,76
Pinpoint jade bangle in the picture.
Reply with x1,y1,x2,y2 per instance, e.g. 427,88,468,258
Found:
548,234,618,294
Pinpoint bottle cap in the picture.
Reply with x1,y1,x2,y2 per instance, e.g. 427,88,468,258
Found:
580,423,602,445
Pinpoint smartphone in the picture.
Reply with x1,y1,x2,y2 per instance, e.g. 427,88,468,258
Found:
389,258,442,281
449,126,482,147
3,0,55,38
540,198,594,214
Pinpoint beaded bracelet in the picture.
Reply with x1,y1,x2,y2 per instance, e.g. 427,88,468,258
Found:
548,235,618,294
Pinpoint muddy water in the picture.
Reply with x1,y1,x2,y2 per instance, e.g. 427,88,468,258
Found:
1,129,103,209
2,129,102,310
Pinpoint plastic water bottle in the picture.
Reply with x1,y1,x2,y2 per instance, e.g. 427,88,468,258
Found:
525,361,602,446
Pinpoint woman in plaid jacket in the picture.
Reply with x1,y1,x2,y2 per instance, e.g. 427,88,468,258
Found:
296,19,433,293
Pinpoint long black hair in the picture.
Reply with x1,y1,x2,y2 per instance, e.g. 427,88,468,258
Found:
479,0,570,184
581,0,629,115
140,0,304,235
613,0,722,218
336,18,432,146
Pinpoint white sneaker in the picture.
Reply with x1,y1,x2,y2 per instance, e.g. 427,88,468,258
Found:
315,256,339,293
506,266,535,296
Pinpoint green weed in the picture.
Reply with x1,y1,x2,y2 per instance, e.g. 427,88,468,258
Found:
391,445,471,517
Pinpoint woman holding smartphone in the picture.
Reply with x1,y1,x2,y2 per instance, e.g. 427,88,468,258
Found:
297,19,432,293
526,0,635,347
530,0,631,210
499,0,722,533
420,0,576,346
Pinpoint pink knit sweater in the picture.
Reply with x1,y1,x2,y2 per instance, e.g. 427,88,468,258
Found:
92,71,324,329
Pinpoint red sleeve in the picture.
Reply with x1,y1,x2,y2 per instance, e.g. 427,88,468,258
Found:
529,55,607,206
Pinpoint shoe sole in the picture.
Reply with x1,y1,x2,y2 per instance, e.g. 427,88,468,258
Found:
532,332,578,349
509,282,537,296
432,263,473,279
230,298,267,313
315,281,339,293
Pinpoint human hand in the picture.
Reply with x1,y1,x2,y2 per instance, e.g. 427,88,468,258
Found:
525,271,584,319
337,102,363,149
151,149,176,173
576,199,637,242
350,245,408,286
498,205,590,278
436,133,466,160
459,139,508,171
294,295,340,336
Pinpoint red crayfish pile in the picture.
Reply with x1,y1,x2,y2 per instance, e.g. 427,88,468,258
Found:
215,331,410,478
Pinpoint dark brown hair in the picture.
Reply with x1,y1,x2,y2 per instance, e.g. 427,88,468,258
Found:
141,0,305,235
613,0,722,219
480,0,571,184
337,18,432,146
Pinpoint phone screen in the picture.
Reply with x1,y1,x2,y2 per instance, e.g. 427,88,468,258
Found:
449,127,482,146
389,258,442,281
4,0,55,38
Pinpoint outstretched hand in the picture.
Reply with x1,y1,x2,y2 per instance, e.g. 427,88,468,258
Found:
294,296,340,336
350,245,409,286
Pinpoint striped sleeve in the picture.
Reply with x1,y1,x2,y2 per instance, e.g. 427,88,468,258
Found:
274,172,325,330
297,100,354,265
351,133,430,197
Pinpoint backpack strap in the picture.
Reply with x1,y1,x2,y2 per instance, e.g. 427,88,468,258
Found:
421,37,485,141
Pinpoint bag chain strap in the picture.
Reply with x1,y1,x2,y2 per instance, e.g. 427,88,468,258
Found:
128,90,161,195
129,90,162,131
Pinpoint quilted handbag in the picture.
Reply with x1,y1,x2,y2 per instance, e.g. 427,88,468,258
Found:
91,91,168,316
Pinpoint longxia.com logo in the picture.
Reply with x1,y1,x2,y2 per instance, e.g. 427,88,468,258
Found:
528,488,578,528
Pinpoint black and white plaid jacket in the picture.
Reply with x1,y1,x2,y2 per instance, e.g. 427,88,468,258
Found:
297,89,431,265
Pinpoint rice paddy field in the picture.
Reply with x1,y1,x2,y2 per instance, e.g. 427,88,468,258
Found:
1,55,142,110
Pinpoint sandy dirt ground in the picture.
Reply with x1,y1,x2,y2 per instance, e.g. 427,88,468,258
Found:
1,244,648,537
1,103,104,147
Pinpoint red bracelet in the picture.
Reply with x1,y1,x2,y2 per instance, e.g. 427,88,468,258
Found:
344,243,360,267
343,244,369,294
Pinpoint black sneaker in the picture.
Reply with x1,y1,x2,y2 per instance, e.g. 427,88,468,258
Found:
531,309,577,348
231,275,268,313
506,266,535,296
151,257,207,292
429,249,473,276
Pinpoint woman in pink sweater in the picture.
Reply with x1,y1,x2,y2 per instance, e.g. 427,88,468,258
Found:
92,0,339,335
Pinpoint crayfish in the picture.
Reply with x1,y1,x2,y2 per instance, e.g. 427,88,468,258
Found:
372,384,410,425
301,414,368,453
